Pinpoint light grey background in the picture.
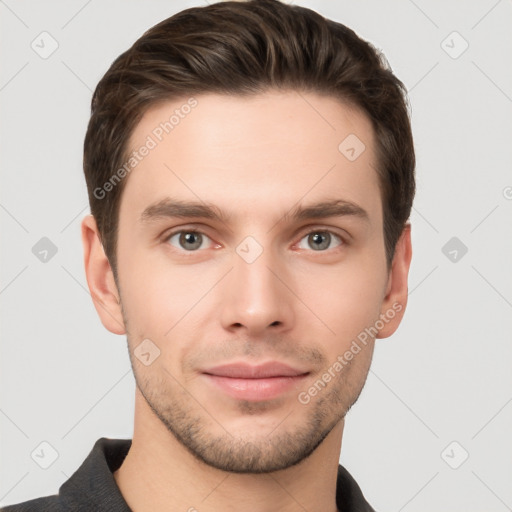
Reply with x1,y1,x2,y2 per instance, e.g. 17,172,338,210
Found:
1,1,511,510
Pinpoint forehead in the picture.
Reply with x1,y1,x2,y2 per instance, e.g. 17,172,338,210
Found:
120,90,382,227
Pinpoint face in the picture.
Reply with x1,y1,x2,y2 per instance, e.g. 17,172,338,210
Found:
87,90,409,473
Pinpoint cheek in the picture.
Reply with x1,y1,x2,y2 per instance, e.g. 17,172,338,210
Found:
117,225,387,359
294,260,385,349
116,243,216,347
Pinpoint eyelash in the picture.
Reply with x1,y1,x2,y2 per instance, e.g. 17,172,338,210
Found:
162,226,347,254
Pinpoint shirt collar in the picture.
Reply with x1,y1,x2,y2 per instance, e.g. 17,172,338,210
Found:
59,437,375,512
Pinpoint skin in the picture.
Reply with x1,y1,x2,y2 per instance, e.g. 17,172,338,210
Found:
81,90,412,512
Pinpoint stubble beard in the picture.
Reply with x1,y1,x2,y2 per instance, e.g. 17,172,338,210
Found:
131,353,369,474
120,301,372,474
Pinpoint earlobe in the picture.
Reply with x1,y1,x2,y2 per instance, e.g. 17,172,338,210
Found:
81,215,126,335
376,223,412,339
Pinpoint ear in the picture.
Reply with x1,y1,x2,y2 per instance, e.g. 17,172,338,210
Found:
81,214,126,335
376,223,412,339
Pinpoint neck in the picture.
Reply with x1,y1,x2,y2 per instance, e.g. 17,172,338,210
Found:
114,389,343,512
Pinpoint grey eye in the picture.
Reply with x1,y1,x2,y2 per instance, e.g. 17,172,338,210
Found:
168,231,209,251
297,231,343,251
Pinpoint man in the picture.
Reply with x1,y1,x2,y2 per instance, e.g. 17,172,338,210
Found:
1,0,414,510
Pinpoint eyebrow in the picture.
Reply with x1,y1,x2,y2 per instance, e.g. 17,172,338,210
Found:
139,197,370,226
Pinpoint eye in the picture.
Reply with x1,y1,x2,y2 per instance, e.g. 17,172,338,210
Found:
296,229,344,252
165,230,215,251
163,228,345,253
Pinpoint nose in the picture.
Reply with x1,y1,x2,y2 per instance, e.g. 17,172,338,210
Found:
219,241,294,337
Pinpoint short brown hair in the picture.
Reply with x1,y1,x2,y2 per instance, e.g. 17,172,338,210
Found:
83,0,415,279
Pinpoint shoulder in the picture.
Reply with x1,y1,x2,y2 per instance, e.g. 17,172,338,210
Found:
0,437,131,512
0,494,63,512
0,490,89,512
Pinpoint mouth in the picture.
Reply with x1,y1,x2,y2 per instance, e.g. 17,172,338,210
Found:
201,362,310,401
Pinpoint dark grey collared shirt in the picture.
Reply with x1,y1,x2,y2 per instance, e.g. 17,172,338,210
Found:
1,438,376,511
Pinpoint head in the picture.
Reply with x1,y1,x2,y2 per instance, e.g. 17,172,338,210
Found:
82,0,414,473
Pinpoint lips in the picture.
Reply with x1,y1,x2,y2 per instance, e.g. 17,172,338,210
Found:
203,362,308,379
201,362,309,401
